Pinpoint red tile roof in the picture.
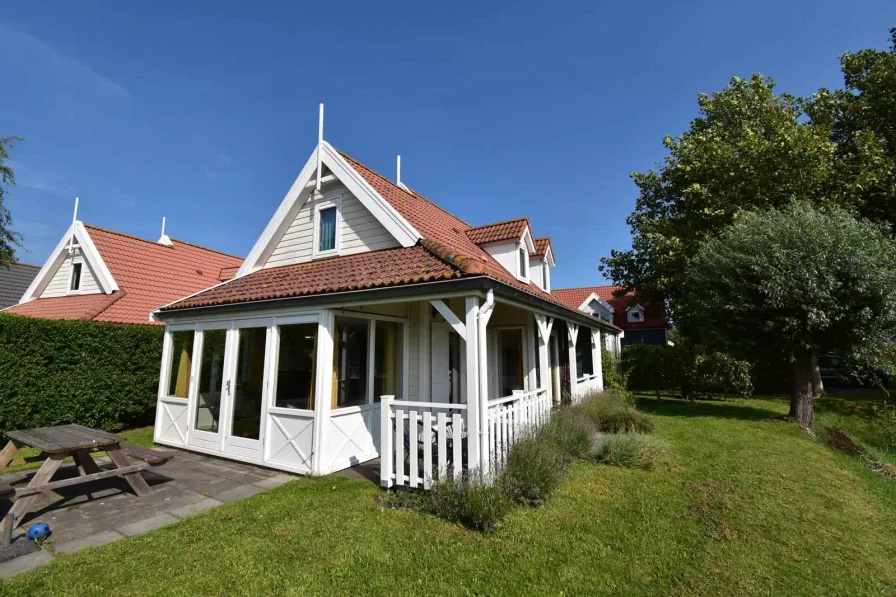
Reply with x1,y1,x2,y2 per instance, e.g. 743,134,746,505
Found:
161,149,614,330
6,225,242,325
465,217,531,245
532,237,553,260
167,246,462,309
553,285,668,329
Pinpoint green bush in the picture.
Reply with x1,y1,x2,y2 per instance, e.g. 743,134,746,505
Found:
0,314,163,433
542,408,595,460
426,472,513,532
575,391,655,434
601,348,629,391
623,343,752,399
501,432,568,506
595,433,669,470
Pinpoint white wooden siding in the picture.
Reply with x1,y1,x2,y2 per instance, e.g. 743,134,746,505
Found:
40,251,102,298
265,183,400,268
481,241,521,279
407,302,420,400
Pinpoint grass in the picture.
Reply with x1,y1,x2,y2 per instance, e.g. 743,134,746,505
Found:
3,398,896,596
595,433,670,470
1,426,155,474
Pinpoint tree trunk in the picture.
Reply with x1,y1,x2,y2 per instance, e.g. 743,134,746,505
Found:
790,352,816,432
810,355,824,398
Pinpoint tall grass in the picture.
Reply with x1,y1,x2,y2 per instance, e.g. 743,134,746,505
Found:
595,433,669,470
575,390,655,434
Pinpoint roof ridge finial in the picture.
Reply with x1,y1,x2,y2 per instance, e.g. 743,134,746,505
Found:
68,196,79,254
316,103,324,192
158,216,173,246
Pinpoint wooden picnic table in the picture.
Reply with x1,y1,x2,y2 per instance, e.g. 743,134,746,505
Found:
0,424,172,534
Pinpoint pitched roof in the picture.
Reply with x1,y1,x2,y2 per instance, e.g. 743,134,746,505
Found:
465,217,531,245
532,237,553,260
6,225,242,325
553,285,668,329
0,262,39,309
161,148,611,330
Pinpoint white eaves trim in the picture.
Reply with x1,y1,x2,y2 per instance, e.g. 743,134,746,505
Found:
577,292,615,314
236,141,422,278
19,221,119,303
520,226,535,253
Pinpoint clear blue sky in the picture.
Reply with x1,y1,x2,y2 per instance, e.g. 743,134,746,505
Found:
2,1,895,288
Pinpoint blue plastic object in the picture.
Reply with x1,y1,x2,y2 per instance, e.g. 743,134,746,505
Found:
27,522,50,541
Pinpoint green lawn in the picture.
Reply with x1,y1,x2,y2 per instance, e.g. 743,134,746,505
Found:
2,398,896,596
1,426,155,475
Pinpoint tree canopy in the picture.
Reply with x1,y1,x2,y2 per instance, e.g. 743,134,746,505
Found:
681,202,896,427
0,136,23,263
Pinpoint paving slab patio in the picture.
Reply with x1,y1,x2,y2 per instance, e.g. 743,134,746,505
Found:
0,448,297,578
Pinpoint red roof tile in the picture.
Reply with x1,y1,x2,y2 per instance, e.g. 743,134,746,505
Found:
532,237,553,260
166,246,462,309
465,218,530,245
553,285,668,329
7,226,243,325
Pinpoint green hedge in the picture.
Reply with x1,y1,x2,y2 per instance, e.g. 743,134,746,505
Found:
0,313,163,433
623,343,753,399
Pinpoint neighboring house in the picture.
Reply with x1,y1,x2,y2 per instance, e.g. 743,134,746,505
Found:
0,262,40,309
554,285,670,348
4,223,242,325
150,140,621,486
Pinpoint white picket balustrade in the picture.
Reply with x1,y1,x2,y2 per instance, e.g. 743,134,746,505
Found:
380,397,468,489
486,387,551,469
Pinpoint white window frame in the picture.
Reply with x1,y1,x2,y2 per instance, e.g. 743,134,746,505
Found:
543,260,551,292
312,197,342,258
68,257,84,295
516,245,529,283
627,305,645,323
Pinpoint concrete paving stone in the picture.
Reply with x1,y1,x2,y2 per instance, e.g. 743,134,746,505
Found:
253,474,295,489
0,549,55,579
165,497,223,518
116,512,179,537
213,484,265,503
94,505,165,530
54,530,124,554
45,518,114,546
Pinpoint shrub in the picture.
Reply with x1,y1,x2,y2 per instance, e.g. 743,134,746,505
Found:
595,433,669,470
575,391,655,434
501,432,567,506
623,343,752,399
542,408,595,460
426,472,513,532
601,348,629,391
0,314,163,433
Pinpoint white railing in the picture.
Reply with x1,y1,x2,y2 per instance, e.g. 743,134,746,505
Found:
574,373,601,403
487,387,551,469
380,397,468,489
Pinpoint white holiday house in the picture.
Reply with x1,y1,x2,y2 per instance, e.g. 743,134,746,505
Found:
151,135,619,488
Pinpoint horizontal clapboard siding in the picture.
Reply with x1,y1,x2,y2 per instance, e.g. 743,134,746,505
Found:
265,183,400,268
40,251,102,298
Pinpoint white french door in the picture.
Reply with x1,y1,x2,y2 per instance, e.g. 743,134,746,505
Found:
187,319,271,459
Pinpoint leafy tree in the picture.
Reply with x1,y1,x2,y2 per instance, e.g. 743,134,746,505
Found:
600,75,839,317
681,202,896,430
0,136,24,263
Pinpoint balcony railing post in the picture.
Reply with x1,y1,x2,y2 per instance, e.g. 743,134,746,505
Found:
380,395,394,488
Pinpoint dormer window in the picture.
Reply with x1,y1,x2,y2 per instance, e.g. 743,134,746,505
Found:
69,262,83,292
313,199,341,257
517,246,529,282
627,305,644,323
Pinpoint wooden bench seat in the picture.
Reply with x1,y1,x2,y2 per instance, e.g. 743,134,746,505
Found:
119,444,175,466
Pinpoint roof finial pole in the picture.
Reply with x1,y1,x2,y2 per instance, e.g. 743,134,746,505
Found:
68,196,79,254
157,216,173,246
397,154,401,186
161,216,166,238
316,103,324,192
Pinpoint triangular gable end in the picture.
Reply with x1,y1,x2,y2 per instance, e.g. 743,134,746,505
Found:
19,222,118,303
578,292,615,314
237,141,422,277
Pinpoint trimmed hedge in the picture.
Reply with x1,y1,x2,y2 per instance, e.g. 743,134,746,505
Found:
0,313,163,433
623,343,752,399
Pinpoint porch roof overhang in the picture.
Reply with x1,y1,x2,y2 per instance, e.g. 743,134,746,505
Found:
151,275,619,333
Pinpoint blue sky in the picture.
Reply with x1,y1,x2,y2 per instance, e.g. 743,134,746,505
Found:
2,1,895,288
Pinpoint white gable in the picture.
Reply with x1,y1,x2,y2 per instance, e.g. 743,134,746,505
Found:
266,181,400,268
18,222,118,304
237,142,421,277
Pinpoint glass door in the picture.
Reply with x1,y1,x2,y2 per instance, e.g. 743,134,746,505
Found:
223,324,270,459
188,327,229,451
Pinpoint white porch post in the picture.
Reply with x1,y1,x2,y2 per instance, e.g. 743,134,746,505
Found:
464,296,481,472
311,309,335,475
478,291,495,476
379,396,394,488
525,316,537,392
534,314,553,404
550,331,561,406
567,322,579,402
592,328,604,392
419,302,431,403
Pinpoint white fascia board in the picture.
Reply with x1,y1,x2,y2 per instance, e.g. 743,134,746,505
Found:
236,142,422,278
626,303,644,312
519,226,536,253
19,221,118,302
577,292,615,314
320,141,420,247
543,245,556,267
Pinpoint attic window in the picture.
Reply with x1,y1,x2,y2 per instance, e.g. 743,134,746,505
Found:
627,306,644,323
313,199,341,257
517,246,529,282
69,262,83,292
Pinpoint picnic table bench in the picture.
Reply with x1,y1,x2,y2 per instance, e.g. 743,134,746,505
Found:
0,424,174,538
